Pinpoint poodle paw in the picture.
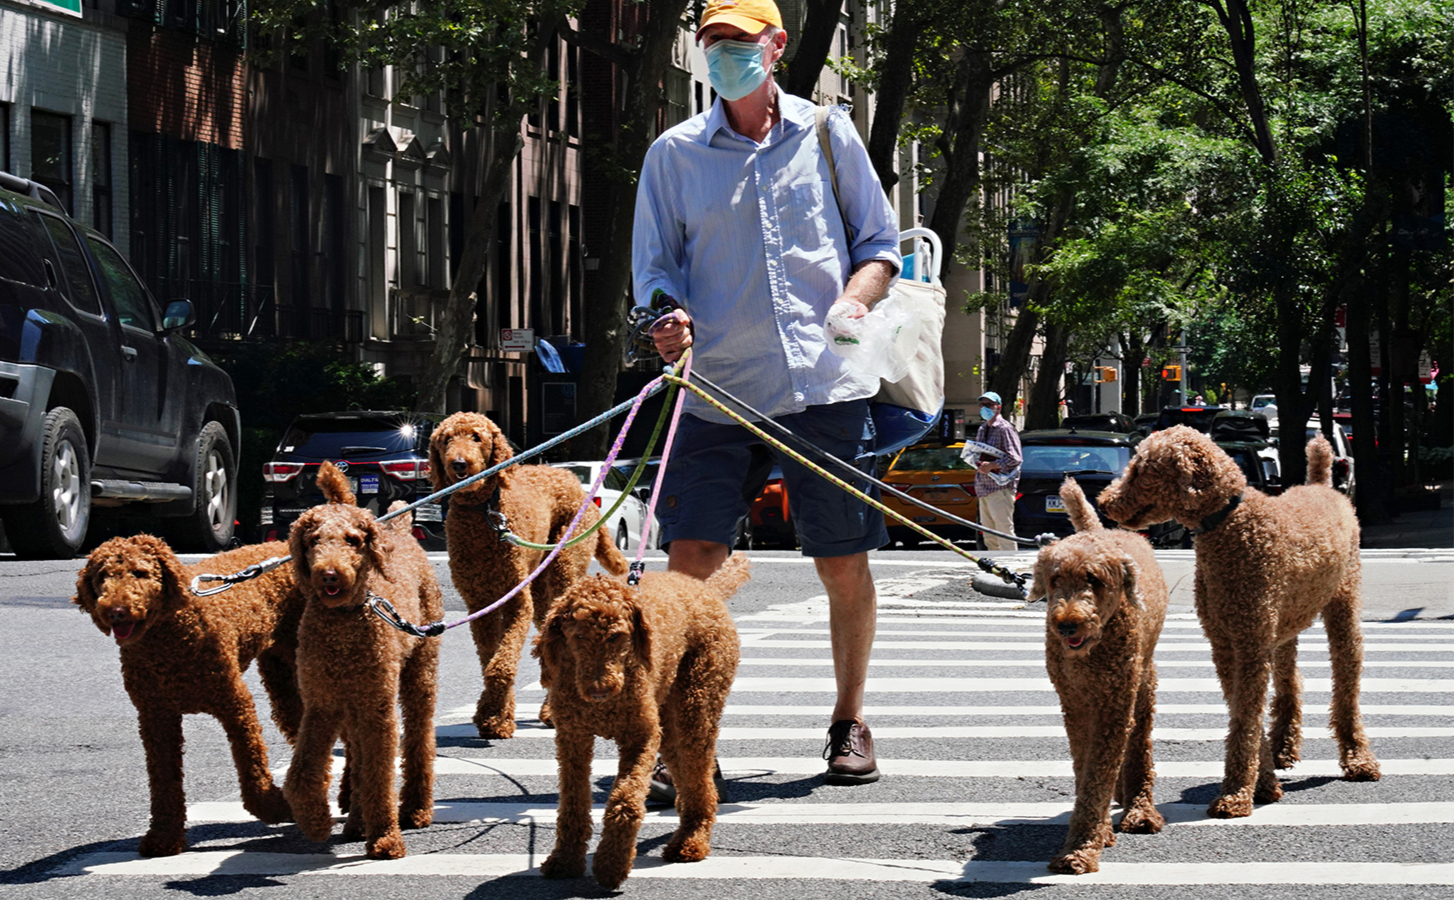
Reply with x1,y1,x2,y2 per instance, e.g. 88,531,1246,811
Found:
591,854,634,890
290,804,336,843
1048,848,1101,875
137,830,187,857
1207,793,1254,819
1119,805,1165,835
366,831,407,860
663,833,711,863
1341,753,1382,782
247,786,294,825
340,809,364,842
474,715,516,740
537,701,554,729
1254,776,1284,805
540,851,587,879
1273,746,1302,769
401,805,434,829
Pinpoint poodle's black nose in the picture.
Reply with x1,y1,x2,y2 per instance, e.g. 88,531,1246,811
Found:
321,569,339,585
451,458,468,476
1057,622,1079,637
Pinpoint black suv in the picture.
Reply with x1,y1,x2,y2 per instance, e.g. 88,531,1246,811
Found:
0,172,239,557
261,411,446,548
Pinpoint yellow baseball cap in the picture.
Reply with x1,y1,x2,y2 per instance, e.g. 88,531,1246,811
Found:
696,0,784,40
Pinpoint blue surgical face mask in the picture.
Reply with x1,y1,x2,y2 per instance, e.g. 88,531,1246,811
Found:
706,38,769,101
980,406,996,422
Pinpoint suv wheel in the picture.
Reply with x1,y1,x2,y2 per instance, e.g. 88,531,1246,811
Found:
615,520,630,551
3,408,91,559
168,421,236,552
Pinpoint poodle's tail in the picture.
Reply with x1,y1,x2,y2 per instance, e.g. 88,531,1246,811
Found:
383,500,413,534
595,525,629,576
1306,433,1334,487
1060,476,1102,533
707,552,752,597
316,461,357,506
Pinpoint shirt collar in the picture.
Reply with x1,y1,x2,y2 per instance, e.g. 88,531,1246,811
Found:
702,83,812,144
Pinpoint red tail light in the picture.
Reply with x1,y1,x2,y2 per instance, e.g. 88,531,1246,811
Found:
264,529,279,542
964,484,977,497
381,459,430,481
263,462,303,483
1015,492,1023,501
412,526,426,541
593,496,602,507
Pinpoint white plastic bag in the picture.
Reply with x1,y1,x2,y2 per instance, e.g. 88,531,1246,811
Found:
824,293,922,383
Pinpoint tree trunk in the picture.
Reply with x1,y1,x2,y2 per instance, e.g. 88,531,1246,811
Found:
1123,331,1143,416
925,50,992,279
1026,320,1069,430
862,3,928,191
781,0,844,100
571,0,692,457
414,122,522,413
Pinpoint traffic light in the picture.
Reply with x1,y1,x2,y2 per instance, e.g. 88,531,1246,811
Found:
1094,366,1117,383
1161,365,1181,381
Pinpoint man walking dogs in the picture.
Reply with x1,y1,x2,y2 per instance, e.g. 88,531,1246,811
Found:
633,0,901,787
974,392,1022,552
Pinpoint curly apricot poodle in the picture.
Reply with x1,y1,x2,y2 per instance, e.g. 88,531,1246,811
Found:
1098,426,1378,819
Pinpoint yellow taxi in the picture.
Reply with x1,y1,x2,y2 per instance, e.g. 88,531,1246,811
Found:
880,442,980,547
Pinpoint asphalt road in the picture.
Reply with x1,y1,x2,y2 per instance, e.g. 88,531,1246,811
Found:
1,545,1452,900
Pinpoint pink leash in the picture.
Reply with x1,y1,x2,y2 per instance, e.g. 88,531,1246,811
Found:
629,351,693,585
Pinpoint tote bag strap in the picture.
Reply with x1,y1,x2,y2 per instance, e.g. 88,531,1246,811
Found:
815,104,857,244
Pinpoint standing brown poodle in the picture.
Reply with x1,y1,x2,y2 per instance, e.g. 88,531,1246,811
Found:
1031,477,1168,874
534,555,748,889
1099,426,1379,819
283,463,443,859
429,412,627,739
74,534,304,856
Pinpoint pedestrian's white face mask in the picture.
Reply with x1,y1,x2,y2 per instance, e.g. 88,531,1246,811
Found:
706,38,770,101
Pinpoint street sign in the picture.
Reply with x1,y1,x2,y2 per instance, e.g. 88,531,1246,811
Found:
1420,351,1434,384
501,328,534,353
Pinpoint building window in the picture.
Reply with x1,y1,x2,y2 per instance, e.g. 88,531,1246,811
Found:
290,164,309,307
253,158,276,291
427,195,445,288
665,68,690,130
31,110,72,213
91,122,112,238
398,190,417,287
0,104,9,172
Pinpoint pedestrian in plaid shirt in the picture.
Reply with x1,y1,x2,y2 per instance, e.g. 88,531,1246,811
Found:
974,392,1022,552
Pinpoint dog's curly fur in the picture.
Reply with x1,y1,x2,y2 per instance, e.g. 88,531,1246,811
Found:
1098,425,1379,819
283,462,444,859
1031,478,1168,874
74,534,304,856
533,555,748,889
429,412,628,739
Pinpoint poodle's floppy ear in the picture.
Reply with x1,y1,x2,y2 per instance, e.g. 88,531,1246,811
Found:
1026,560,1052,605
630,597,654,671
427,425,450,491
152,538,191,606
534,605,568,684
73,552,102,613
362,515,394,582
288,512,316,586
1119,554,1142,609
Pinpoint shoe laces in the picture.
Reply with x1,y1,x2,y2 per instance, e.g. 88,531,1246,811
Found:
822,720,864,761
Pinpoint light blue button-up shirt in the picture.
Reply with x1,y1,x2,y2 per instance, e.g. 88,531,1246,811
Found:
633,88,902,423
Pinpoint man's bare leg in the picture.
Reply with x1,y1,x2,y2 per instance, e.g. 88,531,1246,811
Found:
814,552,876,722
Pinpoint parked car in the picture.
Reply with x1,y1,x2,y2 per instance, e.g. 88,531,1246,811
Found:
1014,430,1183,547
1062,411,1138,435
1132,412,1160,436
1153,405,1227,434
1251,393,1279,421
1268,419,1356,500
880,442,979,547
262,411,445,549
612,455,662,505
552,460,651,551
0,171,240,557
735,464,796,549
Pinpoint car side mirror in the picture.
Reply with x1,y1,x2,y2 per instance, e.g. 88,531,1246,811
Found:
161,299,196,332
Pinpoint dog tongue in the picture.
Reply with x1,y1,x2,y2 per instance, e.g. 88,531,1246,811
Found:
113,621,136,642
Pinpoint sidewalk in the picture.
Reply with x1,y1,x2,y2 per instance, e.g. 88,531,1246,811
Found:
1359,481,1454,549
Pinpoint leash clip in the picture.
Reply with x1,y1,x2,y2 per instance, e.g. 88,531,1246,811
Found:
627,560,646,586
367,594,446,638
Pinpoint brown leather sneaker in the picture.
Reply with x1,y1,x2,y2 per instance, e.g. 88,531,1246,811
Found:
646,757,727,806
823,719,880,784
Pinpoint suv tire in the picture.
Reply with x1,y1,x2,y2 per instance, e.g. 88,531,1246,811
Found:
3,407,91,559
615,520,629,551
167,421,236,552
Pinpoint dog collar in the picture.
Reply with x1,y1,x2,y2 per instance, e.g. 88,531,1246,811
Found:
1188,492,1243,536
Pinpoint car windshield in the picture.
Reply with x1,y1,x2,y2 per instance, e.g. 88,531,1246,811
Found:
280,417,427,458
1253,397,1275,408
1022,445,1130,477
891,447,974,472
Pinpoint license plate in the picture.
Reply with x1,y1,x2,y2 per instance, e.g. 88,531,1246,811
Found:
349,477,361,495
913,514,937,523
1045,495,1066,514
359,474,380,495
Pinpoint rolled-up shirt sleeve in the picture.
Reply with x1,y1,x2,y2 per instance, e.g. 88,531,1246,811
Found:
826,107,901,275
632,142,689,310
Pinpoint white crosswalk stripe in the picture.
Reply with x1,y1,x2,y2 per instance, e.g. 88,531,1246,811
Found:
66,558,1454,886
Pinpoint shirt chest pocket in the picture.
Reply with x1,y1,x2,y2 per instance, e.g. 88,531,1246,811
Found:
784,179,837,252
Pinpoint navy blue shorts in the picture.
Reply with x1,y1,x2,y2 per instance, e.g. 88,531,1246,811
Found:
654,399,888,557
